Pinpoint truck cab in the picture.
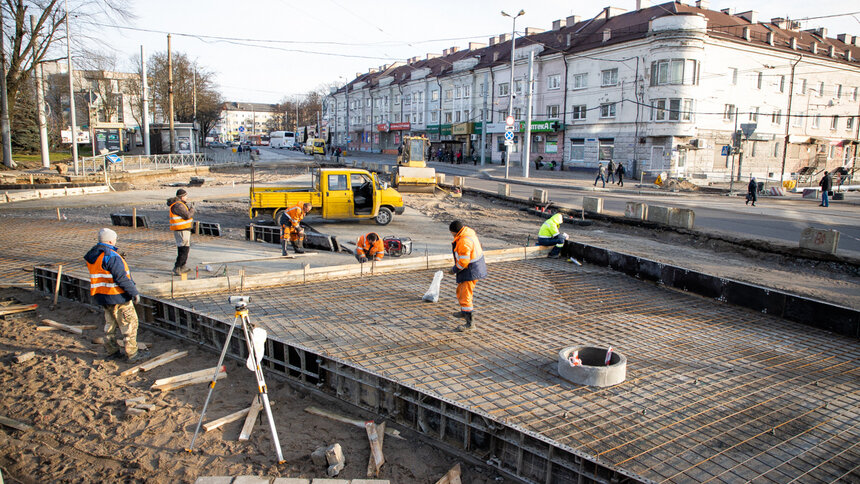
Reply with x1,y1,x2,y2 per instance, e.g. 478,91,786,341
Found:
303,138,326,155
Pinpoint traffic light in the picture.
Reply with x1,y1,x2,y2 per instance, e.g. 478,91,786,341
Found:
731,130,742,148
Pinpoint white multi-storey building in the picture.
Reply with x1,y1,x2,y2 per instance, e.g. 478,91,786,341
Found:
326,1,860,180
215,102,282,142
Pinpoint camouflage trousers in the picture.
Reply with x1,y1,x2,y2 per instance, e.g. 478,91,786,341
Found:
103,300,139,357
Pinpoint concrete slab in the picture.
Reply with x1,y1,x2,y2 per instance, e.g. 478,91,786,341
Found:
272,479,310,484
582,196,603,214
351,480,391,484
309,480,349,484
532,189,548,204
624,201,647,220
800,227,840,255
646,205,670,224
232,477,271,484
667,208,695,229
194,478,234,484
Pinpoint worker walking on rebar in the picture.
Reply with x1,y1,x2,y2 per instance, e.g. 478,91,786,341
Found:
356,232,384,263
84,228,148,362
449,220,487,332
538,213,569,258
167,188,195,276
279,202,313,255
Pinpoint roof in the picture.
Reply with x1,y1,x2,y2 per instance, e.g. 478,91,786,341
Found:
222,102,279,113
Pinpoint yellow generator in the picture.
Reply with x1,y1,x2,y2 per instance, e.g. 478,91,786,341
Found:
393,136,436,193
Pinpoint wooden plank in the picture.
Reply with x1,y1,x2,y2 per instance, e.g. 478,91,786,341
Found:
138,350,188,372
0,304,38,316
203,404,253,432
304,406,404,440
155,372,226,392
434,463,462,484
237,397,263,441
0,415,32,432
14,351,35,363
37,324,97,332
367,421,386,477
40,319,83,335
52,264,63,307
125,396,146,407
119,349,181,377
152,365,226,388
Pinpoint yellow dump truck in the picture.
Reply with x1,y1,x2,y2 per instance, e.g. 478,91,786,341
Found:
249,168,405,225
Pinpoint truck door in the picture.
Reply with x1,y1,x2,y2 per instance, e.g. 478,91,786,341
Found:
323,173,352,219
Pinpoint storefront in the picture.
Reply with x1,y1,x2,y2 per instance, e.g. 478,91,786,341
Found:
376,122,411,154
518,119,564,168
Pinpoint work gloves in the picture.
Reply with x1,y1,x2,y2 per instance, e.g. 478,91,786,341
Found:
133,295,141,304
359,256,368,263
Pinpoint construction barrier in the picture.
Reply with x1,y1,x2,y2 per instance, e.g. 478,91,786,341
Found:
624,202,647,220
582,196,603,214
799,228,840,255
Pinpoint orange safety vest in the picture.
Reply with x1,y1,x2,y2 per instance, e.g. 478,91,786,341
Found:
280,204,306,237
453,227,484,270
86,250,131,296
169,200,193,231
357,233,384,261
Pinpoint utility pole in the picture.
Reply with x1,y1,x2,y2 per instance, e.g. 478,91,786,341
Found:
167,34,175,153
480,73,488,166
141,45,150,156
780,56,801,183
64,0,78,174
522,51,534,178
31,15,50,169
192,66,198,148
729,106,739,195
501,10,524,179
0,8,12,169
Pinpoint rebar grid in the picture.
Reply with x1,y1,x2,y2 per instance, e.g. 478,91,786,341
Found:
174,259,860,483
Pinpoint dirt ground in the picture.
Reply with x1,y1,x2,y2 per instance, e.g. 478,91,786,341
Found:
0,288,505,484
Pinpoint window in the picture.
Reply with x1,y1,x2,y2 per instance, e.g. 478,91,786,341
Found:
677,149,687,168
818,81,824,97
498,83,509,96
600,103,616,118
463,86,471,98
653,99,692,121
444,112,452,123
598,138,614,160
792,113,802,127
831,115,838,130
394,95,400,105
513,107,522,120
547,74,561,90
724,104,736,121
455,111,461,122
454,86,461,99
327,174,348,191
652,99,666,121
854,87,859,101
366,99,371,107
650,59,695,86
418,112,423,123
837,84,843,98
773,142,781,157
799,78,807,94
545,136,558,154
730,68,738,85
772,110,782,124
668,99,682,121
847,117,854,130
514,79,523,95
445,89,453,100
749,107,759,122
383,95,388,105
365,115,370,123
546,105,559,118
432,90,439,101
812,115,820,128
601,69,618,86
757,72,763,89
779,75,786,93
415,91,423,103
570,138,585,161
431,111,438,122
572,105,587,120
572,73,587,89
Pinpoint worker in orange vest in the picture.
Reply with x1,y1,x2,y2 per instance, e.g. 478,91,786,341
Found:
449,220,487,332
167,188,195,275
84,228,148,362
356,232,384,263
279,202,313,255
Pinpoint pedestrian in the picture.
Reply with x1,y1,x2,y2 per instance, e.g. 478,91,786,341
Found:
534,155,544,171
437,148,443,162
449,220,487,332
471,146,477,165
819,171,832,207
279,202,313,254
167,188,195,276
356,232,384,263
607,160,616,183
84,228,147,362
593,163,607,188
335,146,342,163
537,213,569,258
456,149,463,164
746,177,757,206
615,162,626,186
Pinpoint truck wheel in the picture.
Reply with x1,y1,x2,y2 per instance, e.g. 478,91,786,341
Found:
273,208,285,223
375,207,393,225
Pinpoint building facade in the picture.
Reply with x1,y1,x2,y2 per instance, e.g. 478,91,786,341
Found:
215,102,282,142
325,1,860,181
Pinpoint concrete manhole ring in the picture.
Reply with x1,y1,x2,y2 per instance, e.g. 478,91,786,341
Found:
558,346,627,387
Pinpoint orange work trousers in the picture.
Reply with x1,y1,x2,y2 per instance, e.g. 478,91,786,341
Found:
456,280,477,312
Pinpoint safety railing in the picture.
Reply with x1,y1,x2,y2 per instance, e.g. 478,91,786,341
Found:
79,150,251,175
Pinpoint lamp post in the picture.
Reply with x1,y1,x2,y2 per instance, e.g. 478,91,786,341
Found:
501,9,524,179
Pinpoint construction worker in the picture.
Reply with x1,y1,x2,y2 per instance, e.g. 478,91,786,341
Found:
356,232,384,263
449,220,487,332
538,213,568,258
279,202,313,254
84,228,148,362
167,188,195,275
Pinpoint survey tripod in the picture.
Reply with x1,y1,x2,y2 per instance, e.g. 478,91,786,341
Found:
186,297,284,463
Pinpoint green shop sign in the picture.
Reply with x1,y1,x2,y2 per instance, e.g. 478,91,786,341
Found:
517,119,563,133
426,124,453,136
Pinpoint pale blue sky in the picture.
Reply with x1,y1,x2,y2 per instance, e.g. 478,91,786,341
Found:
93,0,860,104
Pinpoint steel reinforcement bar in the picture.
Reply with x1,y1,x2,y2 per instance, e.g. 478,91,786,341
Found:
33,267,650,484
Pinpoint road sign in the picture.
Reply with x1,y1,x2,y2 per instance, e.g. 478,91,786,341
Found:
106,154,122,164
505,115,515,127
504,131,514,141
238,126,245,133
721,145,730,156
504,139,514,147
740,123,757,139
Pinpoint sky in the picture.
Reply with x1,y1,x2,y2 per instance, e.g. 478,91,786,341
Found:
86,0,860,104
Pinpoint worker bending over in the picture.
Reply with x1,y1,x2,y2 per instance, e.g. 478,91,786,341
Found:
537,213,569,258
356,232,384,263
279,202,313,255
167,188,195,275
84,228,147,362
449,220,487,332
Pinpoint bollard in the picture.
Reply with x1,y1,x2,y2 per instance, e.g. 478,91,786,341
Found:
625,202,647,220
799,228,840,255
498,183,511,197
667,208,695,229
646,205,670,224
582,196,603,214
531,189,548,204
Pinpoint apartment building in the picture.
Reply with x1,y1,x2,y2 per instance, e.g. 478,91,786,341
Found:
215,102,282,141
325,1,860,180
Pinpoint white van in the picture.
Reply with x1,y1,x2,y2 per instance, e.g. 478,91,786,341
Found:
269,131,296,149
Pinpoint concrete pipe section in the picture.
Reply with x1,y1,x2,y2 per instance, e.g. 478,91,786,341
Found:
558,346,626,387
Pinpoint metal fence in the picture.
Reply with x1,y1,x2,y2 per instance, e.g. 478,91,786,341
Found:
79,149,251,174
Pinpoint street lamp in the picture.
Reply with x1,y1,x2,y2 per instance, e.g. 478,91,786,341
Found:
501,9,524,179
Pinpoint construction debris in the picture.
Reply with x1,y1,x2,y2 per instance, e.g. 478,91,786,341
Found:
120,349,188,377
37,323,97,332
151,366,226,390
0,304,38,316
40,318,83,334
434,463,462,484
153,369,226,392
237,397,263,441
0,415,33,432
324,443,346,477
366,421,386,478
304,406,403,440
14,351,36,363
203,401,263,433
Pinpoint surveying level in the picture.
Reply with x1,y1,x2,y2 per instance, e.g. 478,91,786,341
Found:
186,296,285,463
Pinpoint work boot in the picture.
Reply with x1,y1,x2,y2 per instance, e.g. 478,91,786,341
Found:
180,266,191,274
127,349,150,363
105,351,123,361
173,266,183,276
452,311,467,318
292,240,305,254
455,312,474,332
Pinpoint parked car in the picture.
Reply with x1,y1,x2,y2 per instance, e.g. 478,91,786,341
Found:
289,142,303,151
208,141,228,149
